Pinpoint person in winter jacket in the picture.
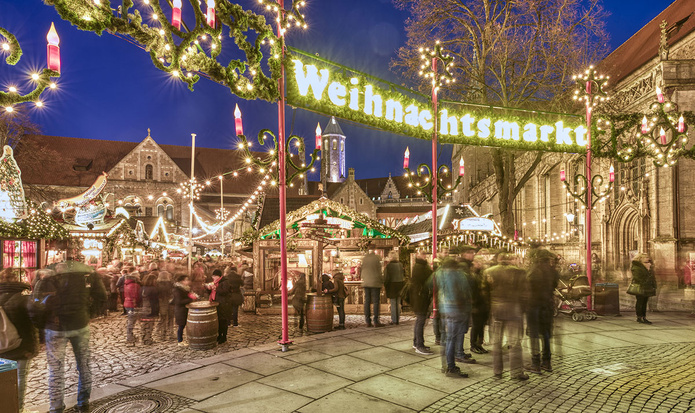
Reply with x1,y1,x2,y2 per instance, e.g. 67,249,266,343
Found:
331,270,347,330
108,268,119,312
435,257,472,378
226,268,244,327
156,268,175,341
123,272,142,345
140,274,159,345
173,274,198,346
486,253,529,381
36,262,107,413
359,246,384,327
410,251,433,355
525,249,559,373
384,251,405,325
468,255,491,355
631,253,657,324
289,273,307,330
207,269,232,343
0,269,39,412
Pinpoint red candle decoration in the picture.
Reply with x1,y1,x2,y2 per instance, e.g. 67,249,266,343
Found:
458,157,465,177
656,86,664,103
315,123,322,149
206,0,216,27
660,127,667,145
172,0,182,30
641,116,649,134
403,147,410,169
46,23,60,73
609,165,614,183
678,115,685,133
560,169,566,182
234,104,243,136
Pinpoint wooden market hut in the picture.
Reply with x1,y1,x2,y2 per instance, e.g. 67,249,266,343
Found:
245,197,409,314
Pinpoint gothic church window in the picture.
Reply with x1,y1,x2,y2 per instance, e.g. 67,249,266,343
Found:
167,205,174,221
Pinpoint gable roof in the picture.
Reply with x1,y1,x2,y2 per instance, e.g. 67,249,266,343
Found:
15,134,267,195
354,174,427,199
599,0,695,86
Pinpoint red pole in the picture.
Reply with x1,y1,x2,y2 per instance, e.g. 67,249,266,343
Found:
431,56,439,317
585,79,593,311
277,0,291,349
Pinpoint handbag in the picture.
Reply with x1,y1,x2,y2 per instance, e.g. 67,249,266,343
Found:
626,282,643,296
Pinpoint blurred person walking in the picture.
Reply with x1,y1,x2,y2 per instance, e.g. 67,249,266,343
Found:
410,251,433,355
289,273,307,330
36,261,107,413
156,269,175,341
173,274,198,346
486,253,529,381
140,274,159,345
525,250,559,373
227,268,244,327
384,251,405,325
208,269,232,343
123,272,142,346
435,257,472,378
469,255,491,354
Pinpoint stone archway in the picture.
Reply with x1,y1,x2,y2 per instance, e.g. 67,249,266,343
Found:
608,200,640,277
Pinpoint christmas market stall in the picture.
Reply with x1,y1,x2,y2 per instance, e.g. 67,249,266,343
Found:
241,197,408,331
0,146,69,283
398,203,525,255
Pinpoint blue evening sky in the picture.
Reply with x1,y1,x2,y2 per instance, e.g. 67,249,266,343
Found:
0,0,672,180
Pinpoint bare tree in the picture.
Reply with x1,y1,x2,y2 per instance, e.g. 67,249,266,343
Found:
393,0,609,235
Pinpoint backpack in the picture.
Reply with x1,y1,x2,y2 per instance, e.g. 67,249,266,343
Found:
0,304,21,353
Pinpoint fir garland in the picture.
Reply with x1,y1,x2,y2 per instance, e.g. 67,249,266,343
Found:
0,27,60,107
46,0,291,101
0,200,69,240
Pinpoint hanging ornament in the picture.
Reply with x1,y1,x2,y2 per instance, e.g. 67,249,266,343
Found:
46,23,61,73
234,104,243,136
641,116,649,134
206,0,216,27
315,123,322,149
172,0,182,30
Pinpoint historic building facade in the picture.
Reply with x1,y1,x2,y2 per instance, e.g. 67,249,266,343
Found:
460,0,695,288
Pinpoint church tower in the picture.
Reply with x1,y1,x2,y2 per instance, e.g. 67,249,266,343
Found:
321,116,346,185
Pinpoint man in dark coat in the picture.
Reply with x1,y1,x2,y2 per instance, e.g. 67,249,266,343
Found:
410,251,433,355
525,249,559,373
37,262,107,413
209,269,232,343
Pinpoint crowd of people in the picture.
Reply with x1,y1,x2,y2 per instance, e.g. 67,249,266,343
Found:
0,257,253,413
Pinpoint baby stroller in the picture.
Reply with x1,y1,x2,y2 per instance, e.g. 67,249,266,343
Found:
553,274,597,321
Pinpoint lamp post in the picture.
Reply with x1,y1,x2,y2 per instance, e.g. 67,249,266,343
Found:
188,133,196,276
219,175,224,255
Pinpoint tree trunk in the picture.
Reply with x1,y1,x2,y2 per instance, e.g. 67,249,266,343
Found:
492,149,516,237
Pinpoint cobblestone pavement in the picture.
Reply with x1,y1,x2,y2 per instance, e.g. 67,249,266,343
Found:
25,310,405,408
424,341,695,412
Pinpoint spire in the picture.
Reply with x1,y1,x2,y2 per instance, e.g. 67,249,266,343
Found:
323,116,345,136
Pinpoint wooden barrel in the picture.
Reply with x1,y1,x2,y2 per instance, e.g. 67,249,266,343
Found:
186,301,219,350
306,293,334,333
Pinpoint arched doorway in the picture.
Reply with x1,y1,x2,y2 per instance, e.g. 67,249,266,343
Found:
609,201,640,276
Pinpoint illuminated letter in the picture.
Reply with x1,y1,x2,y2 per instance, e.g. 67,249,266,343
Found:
460,114,475,137
494,120,520,141
574,125,588,146
555,121,573,145
292,60,329,100
328,82,346,106
419,110,433,130
439,109,458,136
385,99,403,123
404,105,419,127
349,78,359,111
477,119,491,138
540,125,554,142
522,123,538,142
364,85,383,117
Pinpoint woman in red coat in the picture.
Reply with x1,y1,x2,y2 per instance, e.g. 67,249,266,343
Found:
123,272,141,346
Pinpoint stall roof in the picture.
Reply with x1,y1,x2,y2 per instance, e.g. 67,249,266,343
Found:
398,204,501,243
255,197,409,244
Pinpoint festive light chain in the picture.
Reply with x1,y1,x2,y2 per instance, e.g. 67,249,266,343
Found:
256,0,307,36
572,65,609,107
418,41,455,89
47,0,290,101
403,163,460,203
0,26,60,112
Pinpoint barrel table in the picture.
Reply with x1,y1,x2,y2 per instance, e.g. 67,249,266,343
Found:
186,301,219,350
306,293,333,333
